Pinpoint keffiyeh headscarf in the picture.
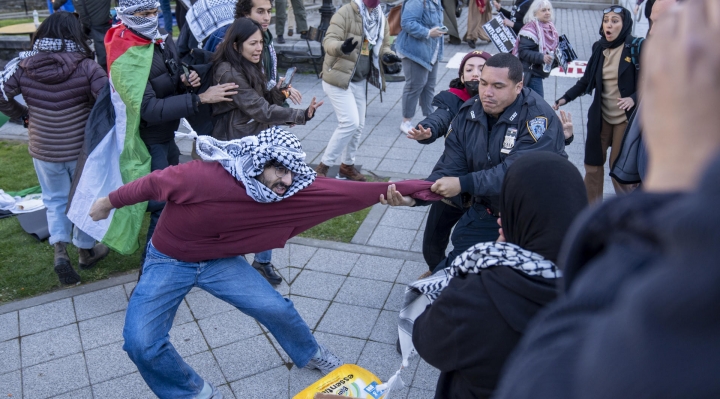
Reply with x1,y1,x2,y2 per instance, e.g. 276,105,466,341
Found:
195,127,317,203
353,0,384,71
186,0,235,44
0,38,81,101
116,0,167,44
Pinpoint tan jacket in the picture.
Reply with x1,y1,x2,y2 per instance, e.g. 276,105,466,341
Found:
321,2,393,91
211,61,306,141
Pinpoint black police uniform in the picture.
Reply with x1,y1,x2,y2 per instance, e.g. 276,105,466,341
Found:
420,87,567,272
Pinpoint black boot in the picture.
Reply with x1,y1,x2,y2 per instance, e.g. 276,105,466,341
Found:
467,38,477,49
276,35,285,44
78,243,110,270
252,261,283,286
54,242,80,285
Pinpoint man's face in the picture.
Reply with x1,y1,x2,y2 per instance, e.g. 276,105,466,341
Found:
248,0,272,32
649,0,677,34
479,66,522,117
258,163,293,195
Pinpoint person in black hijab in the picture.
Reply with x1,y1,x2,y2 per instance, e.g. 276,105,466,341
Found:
553,6,641,203
412,152,588,399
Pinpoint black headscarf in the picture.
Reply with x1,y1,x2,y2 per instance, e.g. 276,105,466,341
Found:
500,152,588,263
582,6,634,95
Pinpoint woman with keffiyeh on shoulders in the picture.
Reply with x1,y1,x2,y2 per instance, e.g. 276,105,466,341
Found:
512,0,559,98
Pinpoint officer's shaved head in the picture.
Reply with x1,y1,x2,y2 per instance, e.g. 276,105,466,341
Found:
484,53,524,84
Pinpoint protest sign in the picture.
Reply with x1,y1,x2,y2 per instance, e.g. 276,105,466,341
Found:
482,14,517,53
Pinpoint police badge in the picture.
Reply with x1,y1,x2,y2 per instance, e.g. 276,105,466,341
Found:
527,117,548,142
501,127,518,155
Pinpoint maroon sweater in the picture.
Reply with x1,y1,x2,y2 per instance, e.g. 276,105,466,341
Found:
109,160,441,262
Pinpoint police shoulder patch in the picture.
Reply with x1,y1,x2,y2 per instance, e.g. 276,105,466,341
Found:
527,116,548,142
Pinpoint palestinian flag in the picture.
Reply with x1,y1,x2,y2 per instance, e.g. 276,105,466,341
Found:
67,25,153,255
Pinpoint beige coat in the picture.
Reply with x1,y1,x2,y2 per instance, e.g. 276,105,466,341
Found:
321,2,393,90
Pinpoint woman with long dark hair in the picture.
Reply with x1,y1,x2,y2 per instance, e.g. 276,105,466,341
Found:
211,17,322,140
554,6,641,203
0,11,109,285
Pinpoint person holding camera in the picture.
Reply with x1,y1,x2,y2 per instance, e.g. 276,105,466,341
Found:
395,0,445,134
210,18,323,141
314,0,399,181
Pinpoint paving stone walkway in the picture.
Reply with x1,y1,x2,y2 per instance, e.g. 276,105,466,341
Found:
0,4,650,398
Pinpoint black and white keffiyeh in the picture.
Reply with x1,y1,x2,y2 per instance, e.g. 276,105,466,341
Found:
353,0,384,71
116,0,167,44
394,242,561,375
410,241,561,303
186,0,236,44
0,38,81,101
195,127,317,203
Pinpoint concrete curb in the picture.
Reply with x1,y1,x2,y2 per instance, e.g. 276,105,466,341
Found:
0,272,137,316
0,236,424,315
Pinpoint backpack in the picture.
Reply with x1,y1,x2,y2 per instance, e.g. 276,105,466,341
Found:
629,37,644,71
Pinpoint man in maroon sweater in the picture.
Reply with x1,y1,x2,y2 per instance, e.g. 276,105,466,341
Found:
89,128,438,398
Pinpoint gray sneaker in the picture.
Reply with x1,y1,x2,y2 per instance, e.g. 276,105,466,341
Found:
304,344,343,375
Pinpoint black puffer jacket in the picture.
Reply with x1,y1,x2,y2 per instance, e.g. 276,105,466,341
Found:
139,33,200,145
414,267,558,399
0,52,107,162
416,90,468,145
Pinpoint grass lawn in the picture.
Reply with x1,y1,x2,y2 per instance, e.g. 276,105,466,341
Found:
0,18,45,29
0,141,371,303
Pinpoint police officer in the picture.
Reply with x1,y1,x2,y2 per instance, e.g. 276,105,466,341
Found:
493,0,533,34
383,54,567,272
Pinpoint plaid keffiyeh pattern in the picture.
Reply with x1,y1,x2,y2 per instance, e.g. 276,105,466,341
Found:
195,127,317,203
186,0,236,43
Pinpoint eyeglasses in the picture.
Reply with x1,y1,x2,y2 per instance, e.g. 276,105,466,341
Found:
603,6,623,14
272,164,292,179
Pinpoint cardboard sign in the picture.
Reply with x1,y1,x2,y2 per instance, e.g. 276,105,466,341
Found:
550,60,588,78
482,14,517,53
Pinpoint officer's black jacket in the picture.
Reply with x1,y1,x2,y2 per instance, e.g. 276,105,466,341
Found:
422,88,566,213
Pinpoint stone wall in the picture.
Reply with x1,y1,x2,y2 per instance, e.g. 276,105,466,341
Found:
1,0,48,14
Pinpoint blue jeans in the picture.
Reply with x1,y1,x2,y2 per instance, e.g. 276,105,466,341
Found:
123,243,318,399
159,0,173,33
432,205,500,273
526,75,545,99
254,249,272,264
32,158,95,249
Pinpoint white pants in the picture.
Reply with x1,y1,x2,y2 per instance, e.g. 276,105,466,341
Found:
321,80,366,166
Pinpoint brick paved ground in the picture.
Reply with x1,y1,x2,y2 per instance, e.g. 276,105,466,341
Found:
0,3,649,398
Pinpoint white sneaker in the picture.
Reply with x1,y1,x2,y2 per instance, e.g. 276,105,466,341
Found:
400,120,414,134
304,343,343,375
